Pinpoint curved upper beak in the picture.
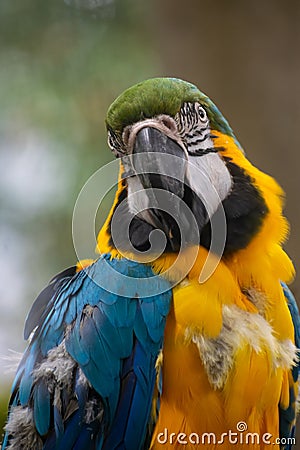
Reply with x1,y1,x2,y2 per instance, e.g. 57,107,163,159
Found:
131,126,187,198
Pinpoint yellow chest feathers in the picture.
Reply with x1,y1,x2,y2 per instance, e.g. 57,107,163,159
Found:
151,264,297,449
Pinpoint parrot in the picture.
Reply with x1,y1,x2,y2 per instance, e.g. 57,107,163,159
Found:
1,77,299,450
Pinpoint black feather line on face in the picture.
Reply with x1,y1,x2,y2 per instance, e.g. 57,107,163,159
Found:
187,147,218,156
200,159,269,255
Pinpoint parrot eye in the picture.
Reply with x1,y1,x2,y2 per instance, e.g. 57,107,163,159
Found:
198,105,208,123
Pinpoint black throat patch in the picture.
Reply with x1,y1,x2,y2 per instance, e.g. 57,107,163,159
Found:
200,159,269,255
107,161,268,257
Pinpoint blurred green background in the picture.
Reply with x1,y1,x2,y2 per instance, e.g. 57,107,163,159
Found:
0,0,299,443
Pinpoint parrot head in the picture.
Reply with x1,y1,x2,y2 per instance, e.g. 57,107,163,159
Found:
100,77,268,257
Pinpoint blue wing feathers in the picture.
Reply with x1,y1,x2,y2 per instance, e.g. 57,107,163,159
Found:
99,297,136,328
53,403,64,441
45,410,83,450
33,379,51,436
72,425,98,450
93,305,133,358
123,344,157,449
18,341,40,405
24,266,77,340
140,300,166,343
65,321,90,366
102,339,157,450
280,282,300,449
3,254,172,449
281,282,300,351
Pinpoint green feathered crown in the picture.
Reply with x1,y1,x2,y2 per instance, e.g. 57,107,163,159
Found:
106,77,235,139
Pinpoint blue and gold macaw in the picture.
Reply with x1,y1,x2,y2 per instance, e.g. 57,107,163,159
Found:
2,78,300,449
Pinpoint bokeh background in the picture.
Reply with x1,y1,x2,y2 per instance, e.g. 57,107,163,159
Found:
1,0,299,443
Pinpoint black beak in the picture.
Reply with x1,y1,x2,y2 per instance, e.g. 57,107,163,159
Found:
129,126,194,251
132,126,187,198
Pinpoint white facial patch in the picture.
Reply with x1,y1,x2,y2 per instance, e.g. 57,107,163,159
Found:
175,102,233,217
185,148,232,218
